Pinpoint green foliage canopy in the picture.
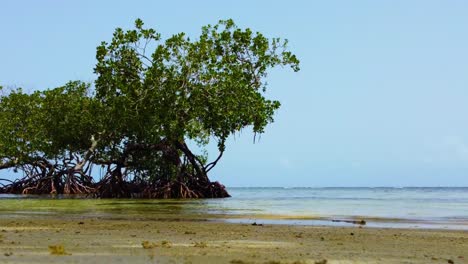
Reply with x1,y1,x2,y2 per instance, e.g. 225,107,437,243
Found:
94,18,299,152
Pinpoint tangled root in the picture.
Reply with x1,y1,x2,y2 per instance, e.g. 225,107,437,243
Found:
1,175,230,199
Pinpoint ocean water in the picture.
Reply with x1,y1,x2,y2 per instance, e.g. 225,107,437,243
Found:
1,187,467,229
223,187,468,220
216,187,468,229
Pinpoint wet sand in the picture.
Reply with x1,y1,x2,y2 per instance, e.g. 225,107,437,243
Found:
0,216,466,264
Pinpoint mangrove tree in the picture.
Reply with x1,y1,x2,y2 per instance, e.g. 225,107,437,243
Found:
0,19,299,198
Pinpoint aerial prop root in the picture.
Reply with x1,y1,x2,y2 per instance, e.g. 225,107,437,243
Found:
141,179,230,199
0,170,230,198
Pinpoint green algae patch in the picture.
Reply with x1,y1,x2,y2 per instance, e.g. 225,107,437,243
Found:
193,241,208,248
141,240,172,249
48,244,71,255
141,240,157,249
161,240,172,247
0,198,236,221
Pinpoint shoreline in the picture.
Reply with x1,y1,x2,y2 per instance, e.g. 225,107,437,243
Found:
2,212,468,232
0,216,466,263
2,208,467,231
221,217,468,231
1,188,468,233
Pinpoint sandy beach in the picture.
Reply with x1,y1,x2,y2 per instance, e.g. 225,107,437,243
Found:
0,216,466,264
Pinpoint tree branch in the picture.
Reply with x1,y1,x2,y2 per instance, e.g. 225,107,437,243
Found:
204,150,223,173
74,135,99,171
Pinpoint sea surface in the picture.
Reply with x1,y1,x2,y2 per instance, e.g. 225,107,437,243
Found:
1,187,467,230
222,187,468,229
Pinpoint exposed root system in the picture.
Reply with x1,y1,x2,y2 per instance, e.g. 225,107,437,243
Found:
0,172,230,199
0,140,230,199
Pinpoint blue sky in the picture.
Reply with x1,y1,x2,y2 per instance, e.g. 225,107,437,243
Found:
1,0,468,186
